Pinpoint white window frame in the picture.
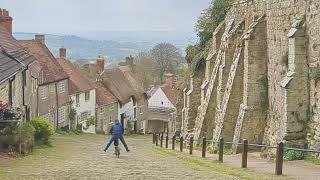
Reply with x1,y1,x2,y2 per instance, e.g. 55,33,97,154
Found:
85,91,90,101
76,94,80,105
58,107,65,123
58,81,65,93
40,86,48,100
139,106,143,115
80,111,89,123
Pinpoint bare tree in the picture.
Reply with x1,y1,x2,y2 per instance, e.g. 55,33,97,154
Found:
135,52,158,88
151,43,182,83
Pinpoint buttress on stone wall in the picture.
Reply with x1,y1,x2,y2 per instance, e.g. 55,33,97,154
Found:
179,0,320,151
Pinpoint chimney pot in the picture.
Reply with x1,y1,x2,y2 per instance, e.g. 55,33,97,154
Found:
4,9,9,16
96,56,105,75
35,34,45,44
59,47,67,58
0,9,3,17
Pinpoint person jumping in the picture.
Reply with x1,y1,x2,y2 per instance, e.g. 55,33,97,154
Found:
104,119,130,152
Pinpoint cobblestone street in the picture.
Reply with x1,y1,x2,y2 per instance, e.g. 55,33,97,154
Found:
0,134,239,180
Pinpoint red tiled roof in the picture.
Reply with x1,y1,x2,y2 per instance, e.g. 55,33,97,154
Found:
57,58,94,95
161,85,177,106
19,40,68,84
94,82,117,106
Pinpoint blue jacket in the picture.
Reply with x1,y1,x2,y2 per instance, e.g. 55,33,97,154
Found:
109,122,124,137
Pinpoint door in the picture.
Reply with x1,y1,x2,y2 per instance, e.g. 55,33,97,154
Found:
134,121,137,133
120,113,125,128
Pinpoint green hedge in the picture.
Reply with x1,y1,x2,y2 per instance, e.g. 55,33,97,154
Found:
284,150,304,161
30,117,53,145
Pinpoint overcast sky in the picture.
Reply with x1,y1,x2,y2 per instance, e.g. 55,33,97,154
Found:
1,0,210,35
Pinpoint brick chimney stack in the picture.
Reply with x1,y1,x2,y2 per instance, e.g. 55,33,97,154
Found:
96,56,105,75
0,8,13,34
35,34,45,44
59,47,67,58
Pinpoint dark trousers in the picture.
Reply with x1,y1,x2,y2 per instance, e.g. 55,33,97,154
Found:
104,135,129,152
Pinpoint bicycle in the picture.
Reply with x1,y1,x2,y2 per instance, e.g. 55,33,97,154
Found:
114,138,120,158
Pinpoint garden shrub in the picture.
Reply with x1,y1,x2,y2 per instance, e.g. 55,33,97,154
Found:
0,122,35,153
30,117,53,145
284,150,304,161
15,122,35,143
311,68,320,81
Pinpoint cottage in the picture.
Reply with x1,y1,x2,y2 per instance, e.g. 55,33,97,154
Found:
0,9,40,122
147,81,177,134
94,81,118,134
19,36,70,130
98,63,147,134
57,48,96,133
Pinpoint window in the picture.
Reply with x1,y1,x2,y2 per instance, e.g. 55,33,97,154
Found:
58,81,65,93
76,94,80,104
85,91,90,101
134,107,137,118
42,113,50,121
132,97,137,106
40,86,48,99
109,103,114,111
80,111,89,122
139,106,143,115
58,107,65,123
39,71,44,84
22,71,27,87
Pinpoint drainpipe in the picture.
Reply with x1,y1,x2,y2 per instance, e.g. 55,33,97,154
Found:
55,82,59,130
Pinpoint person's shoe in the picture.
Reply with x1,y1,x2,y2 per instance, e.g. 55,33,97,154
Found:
126,149,130,152
103,149,107,152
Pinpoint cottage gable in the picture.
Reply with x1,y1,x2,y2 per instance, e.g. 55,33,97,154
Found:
19,39,68,85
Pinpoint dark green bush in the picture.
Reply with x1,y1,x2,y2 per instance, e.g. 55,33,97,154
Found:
15,122,35,143
284,150,304,161
311,69,320,80
30,117,53,145
0,122,35,153
282,51,289,66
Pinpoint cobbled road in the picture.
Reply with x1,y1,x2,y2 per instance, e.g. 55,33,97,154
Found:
0,134,237,180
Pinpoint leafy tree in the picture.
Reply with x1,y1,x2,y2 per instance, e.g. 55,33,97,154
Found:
196,0,233,47
185,0,233,73
150,43,183,83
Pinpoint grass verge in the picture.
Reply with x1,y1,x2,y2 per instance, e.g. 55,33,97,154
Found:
154,146,283,180
305,155,320,165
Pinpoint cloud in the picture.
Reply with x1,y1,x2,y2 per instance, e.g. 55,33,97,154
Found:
1,0,210,34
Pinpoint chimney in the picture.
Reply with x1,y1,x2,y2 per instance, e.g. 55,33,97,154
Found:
0,9,13,34
164,73,176,89
59,47,67,58
35,34,45,44
96,56,105,75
